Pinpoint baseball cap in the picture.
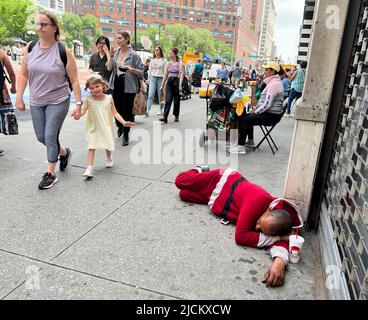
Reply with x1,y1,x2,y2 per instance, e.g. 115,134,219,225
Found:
261,61,280,73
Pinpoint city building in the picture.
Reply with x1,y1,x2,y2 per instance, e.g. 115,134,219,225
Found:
33,0,66,13
258,0,276,64
297,0,315,63
64,0,263,65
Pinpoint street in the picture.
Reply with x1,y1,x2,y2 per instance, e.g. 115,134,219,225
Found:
0,82,321,300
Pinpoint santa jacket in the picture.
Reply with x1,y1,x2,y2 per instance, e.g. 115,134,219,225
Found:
177,168,303,264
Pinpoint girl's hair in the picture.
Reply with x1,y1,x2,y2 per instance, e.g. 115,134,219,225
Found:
119,32,130,45
37,10,61,41
96,35,110,50
170,47,180,62
153,46,164,58
85,76,109,91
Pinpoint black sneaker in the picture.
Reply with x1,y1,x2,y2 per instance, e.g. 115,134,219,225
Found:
38,172,58,190
59,148,72,171
122,135,129,146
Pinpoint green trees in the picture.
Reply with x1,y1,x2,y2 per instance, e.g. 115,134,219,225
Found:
0,0,35,45
132,24,232,60
61,13,101,52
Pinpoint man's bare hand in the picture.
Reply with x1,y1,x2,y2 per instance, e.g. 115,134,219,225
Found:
262,257,286,287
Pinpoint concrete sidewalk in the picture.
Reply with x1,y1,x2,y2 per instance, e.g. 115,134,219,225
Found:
0,94,322,300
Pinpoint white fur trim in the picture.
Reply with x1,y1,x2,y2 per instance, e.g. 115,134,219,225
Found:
257,233,281,247
269,198,304,229
270,246,289,264
208,168,235,210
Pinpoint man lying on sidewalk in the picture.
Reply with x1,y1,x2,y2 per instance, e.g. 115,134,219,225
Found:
175,166,304,287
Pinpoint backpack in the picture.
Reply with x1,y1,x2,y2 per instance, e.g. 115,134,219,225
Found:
0,61,5,91
28,41,73,91
0,60,10,91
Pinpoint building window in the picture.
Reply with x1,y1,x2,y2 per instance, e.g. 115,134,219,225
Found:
102,27,113,33
211,29,221,36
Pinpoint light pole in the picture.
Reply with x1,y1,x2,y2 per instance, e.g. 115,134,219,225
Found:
134,0,137,50
231,6,243,66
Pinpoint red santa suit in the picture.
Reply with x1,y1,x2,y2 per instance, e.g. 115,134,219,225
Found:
175,167,303,264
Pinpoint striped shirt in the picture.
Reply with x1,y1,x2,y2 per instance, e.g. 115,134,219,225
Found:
291,68,306,93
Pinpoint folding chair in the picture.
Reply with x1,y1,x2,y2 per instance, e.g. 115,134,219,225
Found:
252,104,287,155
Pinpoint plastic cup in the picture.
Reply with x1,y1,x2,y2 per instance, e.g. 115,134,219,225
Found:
289,235,305,264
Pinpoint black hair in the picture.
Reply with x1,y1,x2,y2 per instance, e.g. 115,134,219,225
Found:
277,65,285,76
264,209,294,236
300,61,308,69
96,36,110,50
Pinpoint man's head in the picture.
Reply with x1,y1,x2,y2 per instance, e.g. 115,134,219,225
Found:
256,209,294,236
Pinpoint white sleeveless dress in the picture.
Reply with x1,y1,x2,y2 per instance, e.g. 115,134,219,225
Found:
85,95,115,151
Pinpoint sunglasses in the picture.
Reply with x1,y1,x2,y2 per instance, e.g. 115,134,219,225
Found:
35,22,55,28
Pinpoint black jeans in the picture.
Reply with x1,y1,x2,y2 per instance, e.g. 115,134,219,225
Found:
112,74,136,137
237,112,282,145
163,77,180,119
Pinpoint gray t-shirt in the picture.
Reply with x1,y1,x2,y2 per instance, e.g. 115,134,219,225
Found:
27,41,69,106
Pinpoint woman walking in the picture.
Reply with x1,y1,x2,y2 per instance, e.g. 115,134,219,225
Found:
146,47,167,116
15,10,82,189
191,58,203,94
107,32,144,146
159,48,184,123
0,49,17,156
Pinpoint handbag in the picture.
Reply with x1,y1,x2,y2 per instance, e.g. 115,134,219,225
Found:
159,88,165,105
2,112,19,135
133,90,147,115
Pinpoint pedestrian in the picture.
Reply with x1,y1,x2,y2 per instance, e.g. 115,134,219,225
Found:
175,166,303,287
146,47,167,116
286,61,307,117
280,69,290,100
107,32,144,146
77,76,134,178
159,47,185,124
88,36,112,82
231,62,242,88
190,58,204,94
0,49,17,156
229,61,284,154
216,62,229,82
15,10,82,190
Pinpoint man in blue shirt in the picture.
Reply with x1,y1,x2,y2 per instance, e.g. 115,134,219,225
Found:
216,62,229,82
280,69,290,100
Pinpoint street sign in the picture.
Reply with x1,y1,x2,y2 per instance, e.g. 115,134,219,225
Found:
248,54,258,59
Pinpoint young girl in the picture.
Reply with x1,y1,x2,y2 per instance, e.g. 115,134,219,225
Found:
79,76,134,178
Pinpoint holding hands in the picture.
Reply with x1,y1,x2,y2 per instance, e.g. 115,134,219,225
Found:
123,121,135,128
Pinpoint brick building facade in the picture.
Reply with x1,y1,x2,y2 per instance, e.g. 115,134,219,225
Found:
65,0,263,65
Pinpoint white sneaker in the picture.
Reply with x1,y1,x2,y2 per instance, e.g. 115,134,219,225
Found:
228,145,246,154
156,110,162,115
83,168,93,178
105,159,114,168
